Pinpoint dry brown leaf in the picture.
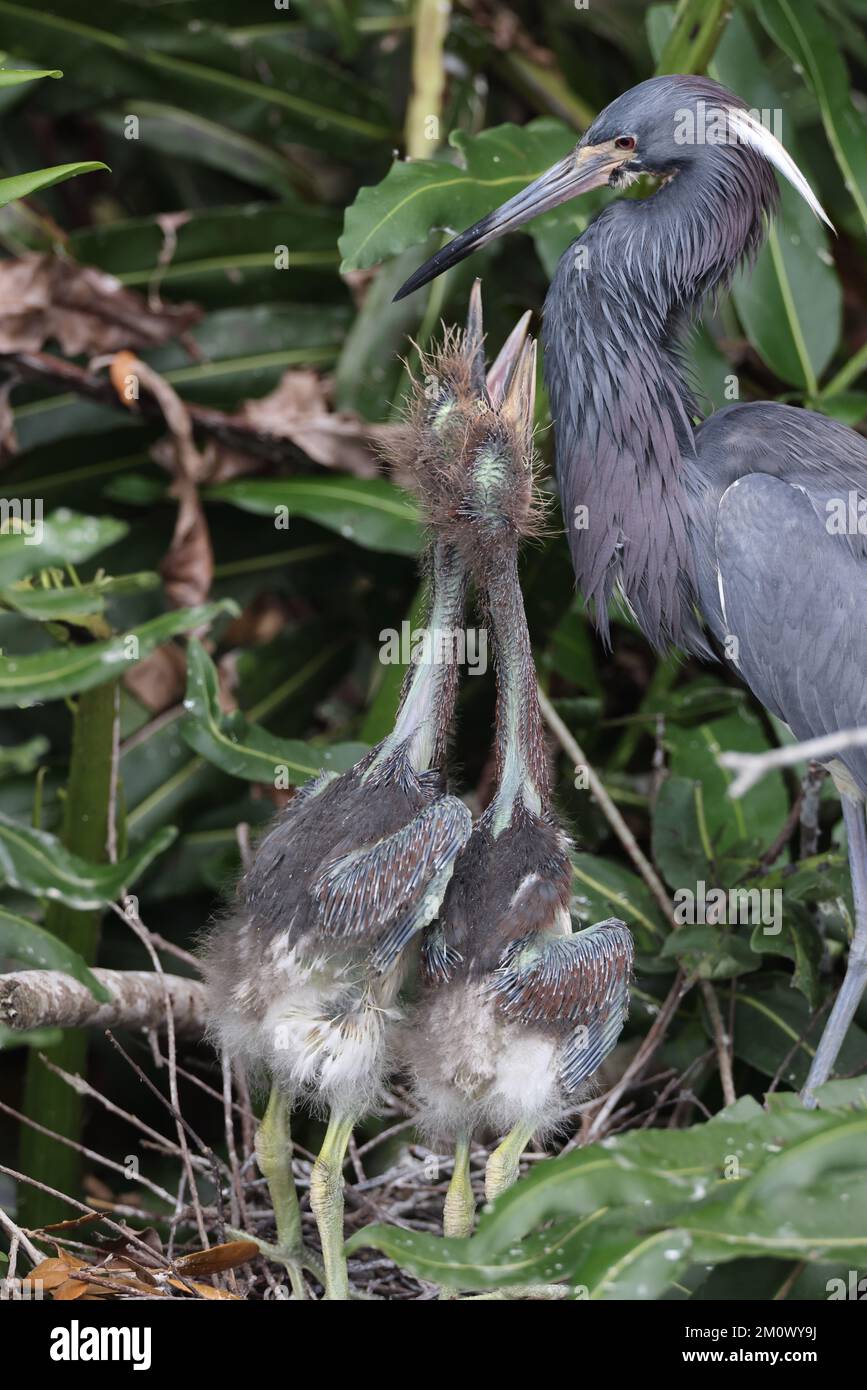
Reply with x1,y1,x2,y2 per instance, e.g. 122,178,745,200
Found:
238,369,387,478
111,352,214,610
27,1254,83,1290
0,254,200,356
53,1279,91,1301
97,1226,164,1264
222,594,296,649
40,1211,102,1234
167,1277,241,1300
175,1239,259,1276
160,490,213,610
122,638,188,713
82,1174,114,1203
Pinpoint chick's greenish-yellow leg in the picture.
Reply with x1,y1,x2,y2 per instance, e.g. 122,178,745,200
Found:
443,1130,475,1237
309,1109,357,1301
439,1129,475,1299
255,1086,307,1298
484,1121,536,1202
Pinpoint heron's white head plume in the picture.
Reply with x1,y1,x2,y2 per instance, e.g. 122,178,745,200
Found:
727,105,834,231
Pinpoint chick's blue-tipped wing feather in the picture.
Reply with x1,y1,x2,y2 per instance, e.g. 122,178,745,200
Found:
490,918,633,1094
312,795,472,951
491,918,634,1026
421,922,463,985
559,981,630,1093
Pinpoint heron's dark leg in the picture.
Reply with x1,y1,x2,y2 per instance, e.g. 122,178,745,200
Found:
254,1086,307,1299
309,1109,357,1300
484,1121,536,1202
803,795,867,1105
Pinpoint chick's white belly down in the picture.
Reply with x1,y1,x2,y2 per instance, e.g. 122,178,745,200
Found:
213,925,409,1115
404,979,564,1142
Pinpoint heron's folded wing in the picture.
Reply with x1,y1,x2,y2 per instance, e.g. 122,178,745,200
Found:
714,473,867,791
311,795,472,957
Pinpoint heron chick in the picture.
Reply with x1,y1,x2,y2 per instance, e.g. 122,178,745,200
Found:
401,292,634,1240
201,290,533,1299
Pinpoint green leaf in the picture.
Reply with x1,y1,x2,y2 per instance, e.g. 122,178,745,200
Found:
733,975,867,1087
71,203,341,300
0,509,128,586
755,0,867,235
652,776,714,888
207,478,422,556
0,1023,62,1051
0,816,177,909
0,67,61,86
0,904,109,1000
349,1104,867,1290
744,851,848,906
661,923,760,980
665,711,789,858
749,905,823,1007
92,102,302,197
0,571,160,622
0,600,239,707
0,160,107,210
570,852,667,949
0,1,391,153
339,119,576,272
181,639,367,785
654,0,733,75
0,736,48,778
543,602,601,694
814,391,867,427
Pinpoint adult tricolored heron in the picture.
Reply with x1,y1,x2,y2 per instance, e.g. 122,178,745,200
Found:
396,74,867,1103
402,288,633,1239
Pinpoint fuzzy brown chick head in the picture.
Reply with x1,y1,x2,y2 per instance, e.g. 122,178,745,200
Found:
392,282,543,564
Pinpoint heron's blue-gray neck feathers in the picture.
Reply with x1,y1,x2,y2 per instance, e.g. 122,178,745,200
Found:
375,540,467,774
544,145,777,653
485,547,547,833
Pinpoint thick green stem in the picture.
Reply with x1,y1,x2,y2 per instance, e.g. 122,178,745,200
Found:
404,0,451,159
18,681,118,1227
655,0,732,76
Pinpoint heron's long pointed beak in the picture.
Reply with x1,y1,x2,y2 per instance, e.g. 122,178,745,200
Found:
394,146,621,301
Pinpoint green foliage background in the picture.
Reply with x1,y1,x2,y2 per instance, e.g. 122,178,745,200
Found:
1,0,867,1299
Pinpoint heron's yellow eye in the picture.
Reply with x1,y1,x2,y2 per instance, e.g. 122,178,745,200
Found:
615,135,636,151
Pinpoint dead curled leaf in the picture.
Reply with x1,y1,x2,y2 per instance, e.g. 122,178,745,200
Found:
0,254,200,356
175,1239,259,1275
235,369,391,479
110,352,214,612
122,642,188,712
22,1238,251,1300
